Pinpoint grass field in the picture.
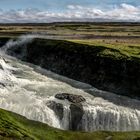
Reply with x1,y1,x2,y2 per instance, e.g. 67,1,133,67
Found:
69,39,140,59
0,22,140,37
1,108,140,140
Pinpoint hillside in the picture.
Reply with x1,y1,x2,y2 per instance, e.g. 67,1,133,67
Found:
0,108,140,140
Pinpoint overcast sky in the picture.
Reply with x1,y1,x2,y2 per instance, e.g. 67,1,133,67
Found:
0,0,139,22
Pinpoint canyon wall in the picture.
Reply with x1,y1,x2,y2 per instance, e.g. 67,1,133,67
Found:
7,38,140,99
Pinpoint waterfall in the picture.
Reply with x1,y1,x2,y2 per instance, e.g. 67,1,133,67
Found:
82,104,140,131
0,36,140,132
61,105,71,130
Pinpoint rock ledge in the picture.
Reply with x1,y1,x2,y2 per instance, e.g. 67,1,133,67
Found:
55,93,86,103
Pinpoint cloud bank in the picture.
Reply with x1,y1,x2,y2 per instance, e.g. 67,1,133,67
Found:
0,3,140,23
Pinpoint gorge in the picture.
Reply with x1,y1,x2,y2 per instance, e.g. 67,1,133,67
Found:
0,35,140,132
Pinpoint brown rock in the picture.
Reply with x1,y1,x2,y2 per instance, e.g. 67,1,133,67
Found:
55,93,86,103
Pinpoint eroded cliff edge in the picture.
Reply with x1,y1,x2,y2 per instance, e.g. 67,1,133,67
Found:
7,38,140,99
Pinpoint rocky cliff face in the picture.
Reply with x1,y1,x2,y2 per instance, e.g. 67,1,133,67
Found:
7,38,140,99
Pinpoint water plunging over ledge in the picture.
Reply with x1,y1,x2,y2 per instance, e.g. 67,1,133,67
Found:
0,35,140,132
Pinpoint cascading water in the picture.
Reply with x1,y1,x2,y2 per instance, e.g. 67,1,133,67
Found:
0,35,140,132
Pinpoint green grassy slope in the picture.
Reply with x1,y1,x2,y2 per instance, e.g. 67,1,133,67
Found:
69,40,140,59
0,108,140,140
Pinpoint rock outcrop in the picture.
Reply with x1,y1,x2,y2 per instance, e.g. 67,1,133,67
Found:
53,93,85,130
46,101,64,120
55,93,86,103
69,104,84,130
47,93,85,130
47,99,84,131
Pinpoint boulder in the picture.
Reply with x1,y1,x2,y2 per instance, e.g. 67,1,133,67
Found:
55,93,86,103
46,101,64,120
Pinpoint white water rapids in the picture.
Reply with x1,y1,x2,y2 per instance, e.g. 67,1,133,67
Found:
0,35,140,132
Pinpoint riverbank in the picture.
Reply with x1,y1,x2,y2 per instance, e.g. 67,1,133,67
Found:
0,108,140,140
